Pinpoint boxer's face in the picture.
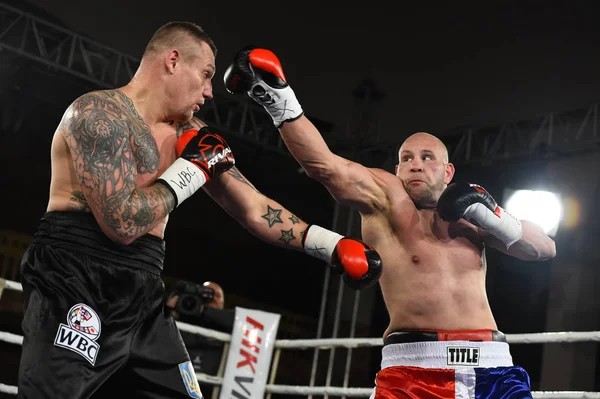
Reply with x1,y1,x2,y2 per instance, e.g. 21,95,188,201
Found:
167,40,215,123
396,133,454,209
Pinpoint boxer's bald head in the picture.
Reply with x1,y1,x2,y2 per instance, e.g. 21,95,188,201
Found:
396,132,454,208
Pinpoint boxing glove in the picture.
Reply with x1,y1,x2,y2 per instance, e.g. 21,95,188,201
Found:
302,225,383,290
223,46,303,127
157,127,235,207
437,181,523,248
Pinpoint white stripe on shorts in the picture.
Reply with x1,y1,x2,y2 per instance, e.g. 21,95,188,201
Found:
455,367,476,399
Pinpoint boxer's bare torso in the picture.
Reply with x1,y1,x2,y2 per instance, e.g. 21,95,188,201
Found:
47,89,196,239
362,169,497,339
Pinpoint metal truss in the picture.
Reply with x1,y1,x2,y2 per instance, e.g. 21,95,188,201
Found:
0,2,137,88
0,1,289,155
2,1,599,165
358,103,600,168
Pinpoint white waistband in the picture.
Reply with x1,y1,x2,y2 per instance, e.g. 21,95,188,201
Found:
381,341,513,369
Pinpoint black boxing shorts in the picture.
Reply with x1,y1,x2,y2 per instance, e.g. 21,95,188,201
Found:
18,211,202,399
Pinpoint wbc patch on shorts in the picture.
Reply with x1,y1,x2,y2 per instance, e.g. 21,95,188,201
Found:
178,361,202,398
54,303,102,365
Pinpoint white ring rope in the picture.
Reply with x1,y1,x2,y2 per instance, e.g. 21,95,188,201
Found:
175,321,231,343
0,384,18,395
0,331,22,346
3,279,22,292
1,278,599,398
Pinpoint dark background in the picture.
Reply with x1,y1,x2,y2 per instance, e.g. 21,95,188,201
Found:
0,1,599,396
18,1,600,141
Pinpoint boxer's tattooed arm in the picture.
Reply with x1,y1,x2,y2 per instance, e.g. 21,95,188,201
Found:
227,167,260,192
64,91,174,240
176,122,196,138
257,205,303,246
278,227,296,245
114,90,159,175
261,205,284,228
176,118,204,138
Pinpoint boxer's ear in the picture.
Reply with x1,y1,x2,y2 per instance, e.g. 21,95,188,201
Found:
165,49,181,74
444,162,455,184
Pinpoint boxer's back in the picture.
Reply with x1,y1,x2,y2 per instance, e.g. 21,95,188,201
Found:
47,89,178,239
360,170,498,339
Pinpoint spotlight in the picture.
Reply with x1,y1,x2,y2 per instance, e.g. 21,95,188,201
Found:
504,189,562,237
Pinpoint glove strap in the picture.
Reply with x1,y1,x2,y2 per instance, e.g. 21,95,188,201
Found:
491,206,523,248
156,158,207,208
302,225,343,264
466,203,523,248
249,82,303,127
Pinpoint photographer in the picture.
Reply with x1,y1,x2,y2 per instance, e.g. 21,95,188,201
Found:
166,280,234,397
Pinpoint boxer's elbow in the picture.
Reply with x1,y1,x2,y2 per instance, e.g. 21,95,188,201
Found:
114,234,137,246
524,237,556,261
539,237,557,260
102,226,137,246
532,229,557,261
95,215,139,245
520,221,557,261
88,210,135,245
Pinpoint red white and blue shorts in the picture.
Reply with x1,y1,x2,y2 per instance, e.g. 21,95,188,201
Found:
370,330,532,399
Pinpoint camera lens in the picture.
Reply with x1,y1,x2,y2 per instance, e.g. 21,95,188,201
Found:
180,295,198,312
201,287,215,301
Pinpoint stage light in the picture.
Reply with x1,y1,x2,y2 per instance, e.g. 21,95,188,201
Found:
504,189,562,237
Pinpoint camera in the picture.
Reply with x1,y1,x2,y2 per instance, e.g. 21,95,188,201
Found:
174,280,215,320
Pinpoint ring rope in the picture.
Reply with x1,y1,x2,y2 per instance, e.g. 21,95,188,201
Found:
0,379,598,398
1,279,22,292
176,321,231,343
0,384,18,395
1,279,599,398
3,279,600,346
2,320,600,348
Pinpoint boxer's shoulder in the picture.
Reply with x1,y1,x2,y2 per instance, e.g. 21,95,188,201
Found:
62,90,147,144
67,89,137,121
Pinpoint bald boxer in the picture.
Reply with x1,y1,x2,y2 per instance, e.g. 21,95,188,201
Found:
224,47,557,398
17,24,382,399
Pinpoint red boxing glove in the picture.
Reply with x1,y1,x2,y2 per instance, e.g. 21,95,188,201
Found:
175,127,235,181
303,225,383,290
157,127,235,207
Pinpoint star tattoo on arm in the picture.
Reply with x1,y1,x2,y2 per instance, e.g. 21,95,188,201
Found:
279,228,296,244
288,214,299,224
261,205,283,228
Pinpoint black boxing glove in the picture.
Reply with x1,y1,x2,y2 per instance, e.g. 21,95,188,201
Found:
224,46,303,127
157,127,235,207
302,225,383,290
438,181,523,248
